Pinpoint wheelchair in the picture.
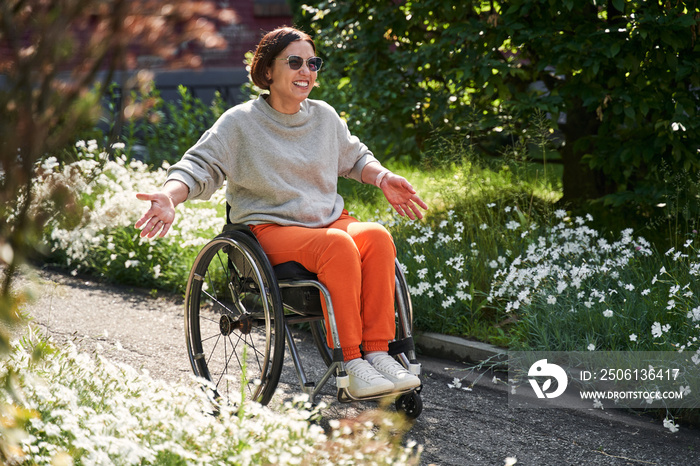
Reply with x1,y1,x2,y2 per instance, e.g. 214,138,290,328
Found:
184,222,423,418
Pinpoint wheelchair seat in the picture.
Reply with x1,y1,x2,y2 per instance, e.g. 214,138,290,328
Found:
273,260,318,281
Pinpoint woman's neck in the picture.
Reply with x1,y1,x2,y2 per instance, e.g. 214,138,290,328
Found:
265,93,302,115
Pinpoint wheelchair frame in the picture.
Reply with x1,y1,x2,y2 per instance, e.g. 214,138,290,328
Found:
184,224,423,418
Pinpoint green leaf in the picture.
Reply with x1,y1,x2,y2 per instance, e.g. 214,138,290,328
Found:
610,42,621,58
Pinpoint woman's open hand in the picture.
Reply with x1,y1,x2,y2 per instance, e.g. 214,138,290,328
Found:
380,173,428,220
134,192,176,238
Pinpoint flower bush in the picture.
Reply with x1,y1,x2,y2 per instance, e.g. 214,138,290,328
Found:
485,211,700,354
1,330,421,465
37,141,226,292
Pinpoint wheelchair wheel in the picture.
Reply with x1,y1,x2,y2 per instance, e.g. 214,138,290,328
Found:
310,258,414,366
395,391,423,419
185,230,285,405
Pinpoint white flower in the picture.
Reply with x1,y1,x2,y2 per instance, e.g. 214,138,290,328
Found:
641,288,651,296
687,307,700,322
629,334,637,342
587,343,595,351
547,295,557,305
663,418,680,433
442,296,456,309
603,310,613,318
506,220,520,230
554,209,567,218
671,122,686,132
480,223,489,230
651,322,663,338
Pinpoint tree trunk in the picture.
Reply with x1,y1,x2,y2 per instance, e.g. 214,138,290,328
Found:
558,100,613,205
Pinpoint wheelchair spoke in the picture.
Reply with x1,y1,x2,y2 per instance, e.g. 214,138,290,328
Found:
200,289,236,316
205,333,222,368
214,335,230,391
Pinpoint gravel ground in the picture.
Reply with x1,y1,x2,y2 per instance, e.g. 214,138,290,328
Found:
16,266,700,465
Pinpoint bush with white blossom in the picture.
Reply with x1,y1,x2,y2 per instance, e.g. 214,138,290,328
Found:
37,141,225,292
1,329,421,465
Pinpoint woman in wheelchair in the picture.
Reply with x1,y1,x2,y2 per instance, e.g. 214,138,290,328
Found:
135,26,427,399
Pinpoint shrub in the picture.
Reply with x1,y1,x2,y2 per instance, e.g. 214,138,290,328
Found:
37,140,225,292
98,84,228,167
2,329,421,465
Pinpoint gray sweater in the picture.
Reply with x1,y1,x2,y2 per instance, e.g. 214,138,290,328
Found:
167,96,378,227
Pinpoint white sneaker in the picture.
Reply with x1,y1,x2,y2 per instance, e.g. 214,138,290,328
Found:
344,358,395,397
367,353,421,391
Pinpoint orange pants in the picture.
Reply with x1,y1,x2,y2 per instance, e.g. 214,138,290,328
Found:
250,211,396,361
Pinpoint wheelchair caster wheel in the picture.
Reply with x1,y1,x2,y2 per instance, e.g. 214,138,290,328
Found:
395,391,423,419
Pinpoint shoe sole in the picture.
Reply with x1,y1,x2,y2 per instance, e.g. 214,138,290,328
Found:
347,380,395,398
377,374,421,392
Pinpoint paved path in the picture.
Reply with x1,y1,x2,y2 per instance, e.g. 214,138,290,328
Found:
19,267,700,465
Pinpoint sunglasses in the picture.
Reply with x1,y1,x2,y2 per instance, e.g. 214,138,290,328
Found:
276,55,323,72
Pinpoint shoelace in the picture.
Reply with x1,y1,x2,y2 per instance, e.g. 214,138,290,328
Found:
370,354,409,377
346,359,387,382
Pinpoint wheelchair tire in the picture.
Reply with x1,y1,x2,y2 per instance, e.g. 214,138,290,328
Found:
185,230,285,405
395,391,423,419
310,258,414,367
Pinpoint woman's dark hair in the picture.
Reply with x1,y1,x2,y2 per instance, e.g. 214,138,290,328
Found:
250,27,316,90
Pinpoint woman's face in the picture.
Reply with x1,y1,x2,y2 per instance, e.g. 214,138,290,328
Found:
266,40,317,114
